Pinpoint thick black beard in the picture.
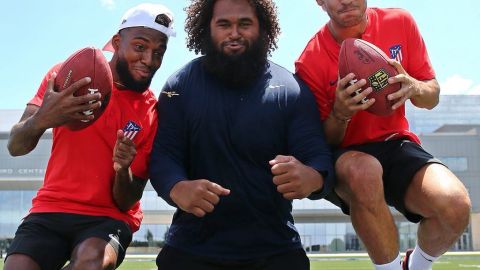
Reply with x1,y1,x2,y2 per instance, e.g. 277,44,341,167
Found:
115,57,154,93
203,37,268,88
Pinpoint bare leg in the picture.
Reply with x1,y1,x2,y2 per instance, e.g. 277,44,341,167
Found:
335,151,399,264
4,254,41,270
404,164,471,256
63,238,118,270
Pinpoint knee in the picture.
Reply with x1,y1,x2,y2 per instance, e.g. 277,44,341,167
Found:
70,238,118,270
335,154,383,204
71,259,116,270
437,189,471,232
70,251,116,270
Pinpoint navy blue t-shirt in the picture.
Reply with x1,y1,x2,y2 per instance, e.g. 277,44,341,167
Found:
150,57,333,260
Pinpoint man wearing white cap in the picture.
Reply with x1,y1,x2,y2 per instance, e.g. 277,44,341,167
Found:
5,3,175,270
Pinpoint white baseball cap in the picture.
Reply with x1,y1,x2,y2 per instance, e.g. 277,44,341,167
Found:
103,3,176,52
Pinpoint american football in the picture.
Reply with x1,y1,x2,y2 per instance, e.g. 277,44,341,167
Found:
54,47,112,130
338,38,400,116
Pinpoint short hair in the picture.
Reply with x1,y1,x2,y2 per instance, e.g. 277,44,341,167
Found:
185,0,280,56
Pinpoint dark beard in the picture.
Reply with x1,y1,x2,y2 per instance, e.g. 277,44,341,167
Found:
203,36,267,88
115,57,154,93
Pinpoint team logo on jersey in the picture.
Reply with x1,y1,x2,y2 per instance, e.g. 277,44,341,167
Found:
389,44,403,62
162,91,179,98
368,68,390,92
123,121,141,140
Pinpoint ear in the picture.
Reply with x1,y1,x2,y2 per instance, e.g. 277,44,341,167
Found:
112,33,121,51
317,0,327,12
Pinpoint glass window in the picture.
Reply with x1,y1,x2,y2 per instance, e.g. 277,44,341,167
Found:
437,156,468,172
0,191,36,238
140,191,175,211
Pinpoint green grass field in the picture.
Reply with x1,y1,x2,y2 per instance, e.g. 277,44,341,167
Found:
115,255,480,270
118,256,480,270
1,255,479,269
309,256,480,270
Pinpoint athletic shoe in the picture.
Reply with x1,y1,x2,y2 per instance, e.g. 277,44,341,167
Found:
402,249,413,270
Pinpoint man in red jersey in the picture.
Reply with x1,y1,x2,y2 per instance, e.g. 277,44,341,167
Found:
5,3,175,270
295,1,471,270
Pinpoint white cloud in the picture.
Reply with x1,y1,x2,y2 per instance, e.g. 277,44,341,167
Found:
440,74,480,95
100,0,115,9
470,84,480,95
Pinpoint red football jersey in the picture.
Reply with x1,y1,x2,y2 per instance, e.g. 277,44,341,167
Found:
296,8,435,147
28,64,158,232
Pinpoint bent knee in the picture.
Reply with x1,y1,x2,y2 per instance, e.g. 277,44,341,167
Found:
335,152,383,198
70,258,116,270
429,189,471,232
444,192,471,226
4,254,41,270
70,241,117,270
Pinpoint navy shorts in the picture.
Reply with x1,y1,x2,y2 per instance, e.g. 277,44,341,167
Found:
156,245,310,270
6,212,132,270
328,139,444,223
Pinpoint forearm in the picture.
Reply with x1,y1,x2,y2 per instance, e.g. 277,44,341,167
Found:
8,108,46,156
149,154,188,206
410,78,440,110
323,111,349,146
113,168,147,212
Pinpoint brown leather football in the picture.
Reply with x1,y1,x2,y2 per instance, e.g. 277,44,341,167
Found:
339,38,400,116
54,47,112,130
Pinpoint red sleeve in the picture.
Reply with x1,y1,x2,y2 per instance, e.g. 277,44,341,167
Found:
28,63,63,106
296,61,331,121
402,10,436,80
295,34,336,121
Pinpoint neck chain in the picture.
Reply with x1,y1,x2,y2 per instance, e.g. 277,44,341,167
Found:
114,81,127,88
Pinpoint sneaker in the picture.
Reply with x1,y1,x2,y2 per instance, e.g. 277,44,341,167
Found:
402,249,414,270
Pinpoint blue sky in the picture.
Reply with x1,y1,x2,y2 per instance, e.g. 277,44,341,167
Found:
1,0,479,110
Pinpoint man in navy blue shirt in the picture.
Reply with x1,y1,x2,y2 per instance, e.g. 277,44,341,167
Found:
149,0,334,269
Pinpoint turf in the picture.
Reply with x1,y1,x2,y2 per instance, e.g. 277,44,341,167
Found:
309,256,480,270
114,256,480,270
1,255,479,269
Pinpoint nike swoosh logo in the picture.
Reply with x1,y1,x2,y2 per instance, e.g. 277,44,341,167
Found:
420,252,433,262
108,234,121,246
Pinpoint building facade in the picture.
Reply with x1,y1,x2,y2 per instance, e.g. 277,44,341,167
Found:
1,95,480,253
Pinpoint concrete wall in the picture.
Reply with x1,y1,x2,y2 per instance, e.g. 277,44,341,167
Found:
472,213,480,250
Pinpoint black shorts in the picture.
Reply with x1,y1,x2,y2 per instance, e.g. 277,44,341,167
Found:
6,212,132,270
328,139,444,223
156,245,310,270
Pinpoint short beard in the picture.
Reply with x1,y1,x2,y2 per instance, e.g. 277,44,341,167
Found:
115,57,154,93
202,35,268,88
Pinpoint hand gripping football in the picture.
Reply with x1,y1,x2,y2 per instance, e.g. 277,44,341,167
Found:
54,47,112,130
338,38,400,116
